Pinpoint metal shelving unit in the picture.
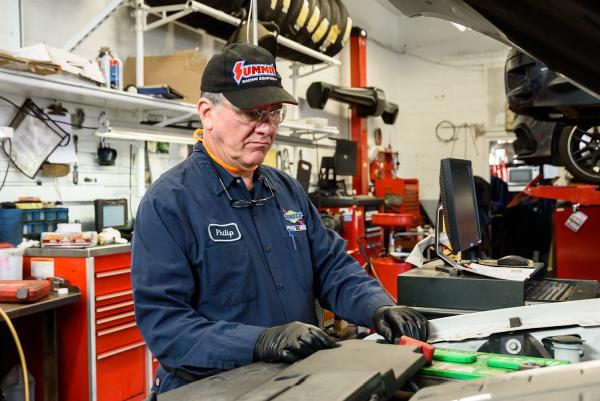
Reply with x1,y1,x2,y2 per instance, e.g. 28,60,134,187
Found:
1,1,345,198
63,0,342,105
0,68,339,139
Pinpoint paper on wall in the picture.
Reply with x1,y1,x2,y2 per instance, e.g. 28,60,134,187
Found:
4,113,65,178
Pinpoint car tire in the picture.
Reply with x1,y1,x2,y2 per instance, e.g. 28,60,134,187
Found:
557,124,600,184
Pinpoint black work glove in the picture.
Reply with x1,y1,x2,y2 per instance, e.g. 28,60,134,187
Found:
373,305,430,343
254,321,338,364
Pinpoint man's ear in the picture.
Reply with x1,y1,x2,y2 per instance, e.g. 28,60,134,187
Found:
197,98,214,131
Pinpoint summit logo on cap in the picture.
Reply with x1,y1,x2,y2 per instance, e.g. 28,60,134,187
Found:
233,60,277,85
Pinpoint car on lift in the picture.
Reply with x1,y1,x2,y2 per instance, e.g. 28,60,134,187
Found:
506,48,600,184
387,0,600,184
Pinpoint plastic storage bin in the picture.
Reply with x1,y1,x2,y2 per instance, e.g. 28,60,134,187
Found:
0,247,24,280
0,209,23,246
21,209,43,222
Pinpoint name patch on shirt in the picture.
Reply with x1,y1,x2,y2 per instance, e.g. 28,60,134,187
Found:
286,224,307,232
208,223,241,242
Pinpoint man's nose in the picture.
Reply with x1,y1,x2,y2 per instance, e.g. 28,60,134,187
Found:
254,119,277,135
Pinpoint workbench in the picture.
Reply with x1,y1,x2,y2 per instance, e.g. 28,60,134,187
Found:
0,286,80,401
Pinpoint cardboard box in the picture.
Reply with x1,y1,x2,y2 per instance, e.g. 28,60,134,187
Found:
124,49,208,103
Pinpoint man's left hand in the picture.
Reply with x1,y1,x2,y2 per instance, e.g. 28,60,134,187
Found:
373,305,429,343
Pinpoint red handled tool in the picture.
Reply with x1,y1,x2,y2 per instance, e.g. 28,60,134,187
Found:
398,335,435,365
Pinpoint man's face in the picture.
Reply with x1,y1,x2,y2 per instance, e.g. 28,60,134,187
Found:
198,97,284,171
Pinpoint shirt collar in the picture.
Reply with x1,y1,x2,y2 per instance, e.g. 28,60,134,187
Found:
192,142,268,197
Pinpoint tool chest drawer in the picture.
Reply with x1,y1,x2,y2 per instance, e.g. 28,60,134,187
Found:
96,299,135,320
96,309,136,331
95,267,132,296
97,342,146,401
96,321,143,354
95,289,133,309
94,252,132,273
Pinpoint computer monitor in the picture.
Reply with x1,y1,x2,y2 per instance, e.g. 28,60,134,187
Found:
507,165,539,192
435,158,481,268
334,139,357,176
94,198,128,232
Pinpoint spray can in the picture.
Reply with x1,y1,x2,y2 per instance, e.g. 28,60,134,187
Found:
96,47,112,88
109,56,123,91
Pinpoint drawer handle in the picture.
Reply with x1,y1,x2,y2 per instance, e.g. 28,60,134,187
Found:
96,311,135,325
97,321,137,336
96,300,134,313
97,341,145,360
96,268,131,278
96,290,132,302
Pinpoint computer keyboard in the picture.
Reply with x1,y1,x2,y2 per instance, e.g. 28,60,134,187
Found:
525,279,575,302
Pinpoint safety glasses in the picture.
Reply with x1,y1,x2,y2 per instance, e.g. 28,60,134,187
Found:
207,155,275,208
222,103,287,126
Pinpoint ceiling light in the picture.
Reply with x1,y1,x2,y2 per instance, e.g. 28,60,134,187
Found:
95,126,196,145
450,22,469,32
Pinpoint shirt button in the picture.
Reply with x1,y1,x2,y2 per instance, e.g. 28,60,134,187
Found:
265,245,272,252
277,284,284,291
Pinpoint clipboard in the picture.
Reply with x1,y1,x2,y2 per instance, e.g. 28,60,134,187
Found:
3,99,69,178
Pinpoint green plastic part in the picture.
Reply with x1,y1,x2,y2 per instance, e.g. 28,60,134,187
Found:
433,348,478,364
486,355,568,370
420,348,570,381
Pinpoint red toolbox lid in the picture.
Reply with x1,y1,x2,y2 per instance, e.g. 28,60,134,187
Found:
0,280,52,303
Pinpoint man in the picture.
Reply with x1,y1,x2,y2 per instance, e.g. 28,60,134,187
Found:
131,42,429,394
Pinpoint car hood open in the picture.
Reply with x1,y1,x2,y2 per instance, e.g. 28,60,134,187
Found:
387,0,600,98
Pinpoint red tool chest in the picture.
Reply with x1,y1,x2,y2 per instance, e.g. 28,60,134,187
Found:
24,245,151,401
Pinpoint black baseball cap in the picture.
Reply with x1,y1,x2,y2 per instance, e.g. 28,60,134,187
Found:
200,42,298,109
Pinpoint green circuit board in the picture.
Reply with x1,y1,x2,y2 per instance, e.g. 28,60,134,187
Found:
419,348,570,380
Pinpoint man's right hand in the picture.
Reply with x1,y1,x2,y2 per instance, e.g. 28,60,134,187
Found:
254,321,338,363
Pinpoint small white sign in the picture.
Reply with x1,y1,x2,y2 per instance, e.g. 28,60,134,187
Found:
31,258,54,279
565,211,588,233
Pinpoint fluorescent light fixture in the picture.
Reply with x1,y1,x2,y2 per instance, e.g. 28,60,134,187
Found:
95,126,196,145
450,22,469,32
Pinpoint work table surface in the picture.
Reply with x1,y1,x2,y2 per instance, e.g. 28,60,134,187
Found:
0,285,81,319
24,243,131,257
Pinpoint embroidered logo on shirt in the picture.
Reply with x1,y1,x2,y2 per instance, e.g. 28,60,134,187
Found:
208,223,242,242
283,209,303,223
283,209,306,232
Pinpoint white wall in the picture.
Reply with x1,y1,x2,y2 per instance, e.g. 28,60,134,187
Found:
0,0,22,50
0,0,512,227
366,42,512,201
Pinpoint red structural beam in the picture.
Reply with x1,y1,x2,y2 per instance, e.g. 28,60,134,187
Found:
350,27,369,195
525,184,600,206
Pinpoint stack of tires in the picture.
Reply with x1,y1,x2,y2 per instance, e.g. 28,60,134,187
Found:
256,0,352,63
145,0,352,63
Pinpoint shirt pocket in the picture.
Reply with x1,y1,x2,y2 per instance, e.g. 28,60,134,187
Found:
284,230,314,291
204,242,258,306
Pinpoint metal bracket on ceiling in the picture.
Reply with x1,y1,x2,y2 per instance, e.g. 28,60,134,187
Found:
62,0,126,52
289,62,338,80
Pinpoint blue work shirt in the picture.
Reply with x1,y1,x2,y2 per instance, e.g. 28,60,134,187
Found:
131,142,393,393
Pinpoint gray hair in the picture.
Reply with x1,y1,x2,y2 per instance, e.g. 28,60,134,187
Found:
201,91,224,105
